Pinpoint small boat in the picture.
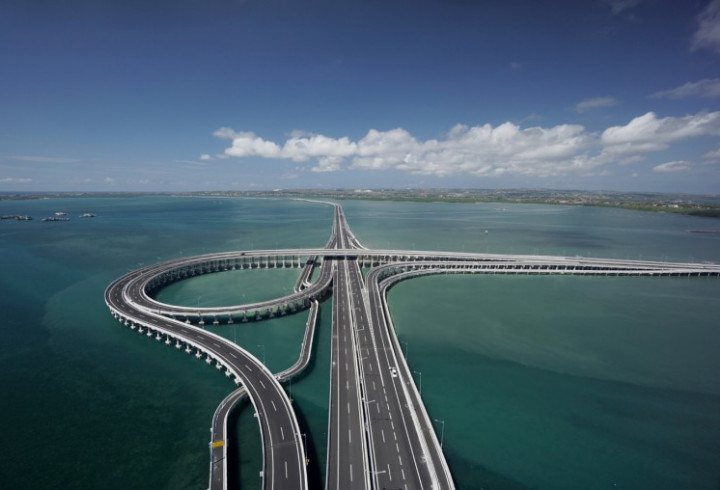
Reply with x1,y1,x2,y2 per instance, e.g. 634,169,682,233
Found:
80,213,96,218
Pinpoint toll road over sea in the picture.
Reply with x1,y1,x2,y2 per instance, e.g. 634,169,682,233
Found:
105,201,720,490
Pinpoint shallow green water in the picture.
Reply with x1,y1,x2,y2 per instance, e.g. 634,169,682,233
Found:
1,196,718,489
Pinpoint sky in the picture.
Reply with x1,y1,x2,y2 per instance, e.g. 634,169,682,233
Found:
1,0,720,194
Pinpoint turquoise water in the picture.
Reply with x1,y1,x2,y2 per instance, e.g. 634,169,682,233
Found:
389,276,720,489
156,268,300,307
0,197,332,489
1,196,719,489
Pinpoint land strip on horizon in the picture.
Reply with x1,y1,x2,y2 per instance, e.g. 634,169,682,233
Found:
1,188,719,218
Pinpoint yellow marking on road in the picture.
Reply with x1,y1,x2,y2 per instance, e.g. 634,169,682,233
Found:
211,440,224,448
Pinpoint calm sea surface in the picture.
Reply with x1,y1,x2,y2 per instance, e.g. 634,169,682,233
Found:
1,197,718,489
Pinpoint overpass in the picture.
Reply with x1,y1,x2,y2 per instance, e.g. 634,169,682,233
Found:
105,202,720,490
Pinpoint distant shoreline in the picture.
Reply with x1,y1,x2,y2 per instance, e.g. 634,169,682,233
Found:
1,189,719,218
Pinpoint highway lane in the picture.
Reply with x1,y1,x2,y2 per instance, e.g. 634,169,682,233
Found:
333,205,454,489
325,204,373,490
364,265,453,489
105,276,308,490
209,300,320,490
326,261,370,490
210,386,246,490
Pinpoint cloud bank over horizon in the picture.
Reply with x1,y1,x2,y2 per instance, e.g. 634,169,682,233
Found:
208,111,720,180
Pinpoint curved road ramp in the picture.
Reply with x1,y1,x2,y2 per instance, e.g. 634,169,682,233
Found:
105,202,720,490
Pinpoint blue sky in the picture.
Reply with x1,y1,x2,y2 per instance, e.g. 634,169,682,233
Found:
1,0,720,193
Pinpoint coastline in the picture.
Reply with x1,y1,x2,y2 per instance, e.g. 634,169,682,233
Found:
2,189,719,218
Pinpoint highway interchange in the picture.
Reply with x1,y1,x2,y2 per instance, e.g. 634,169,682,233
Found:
105,202,720,490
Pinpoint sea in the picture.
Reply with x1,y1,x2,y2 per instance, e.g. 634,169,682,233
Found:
0,196,718,489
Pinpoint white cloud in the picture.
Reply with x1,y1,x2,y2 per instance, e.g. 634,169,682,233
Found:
220,131,282,159
650,78,720,98
312,156,343,173
215,128,356,162
104,177,115,184
653,161,692,173
212,110,720,179
601,111,720,154
283,133,357,162
0,177,32,183
213,127,237,139
692,0,720,53
199,154,213,161
7,155,75,164
574,96,618,114
215,122,596,178
703,147,720,161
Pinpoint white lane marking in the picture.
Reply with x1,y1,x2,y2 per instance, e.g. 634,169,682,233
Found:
197,335,205,339
350,463,353,482
348,429,352,443
259,380,266,389
388,464,393,481
393,431,397,441
347,402,350,414
381,429,386,443
402,468,406,480
399,454,403,466
285,460,288,479
280,426,285,440
396,442,400,453
230,352,237,359
271,400,277,411
244,364,253,372
213,342,221,348
372,381,376,390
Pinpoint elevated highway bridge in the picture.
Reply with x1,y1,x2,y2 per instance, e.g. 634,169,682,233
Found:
105,202,720,490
